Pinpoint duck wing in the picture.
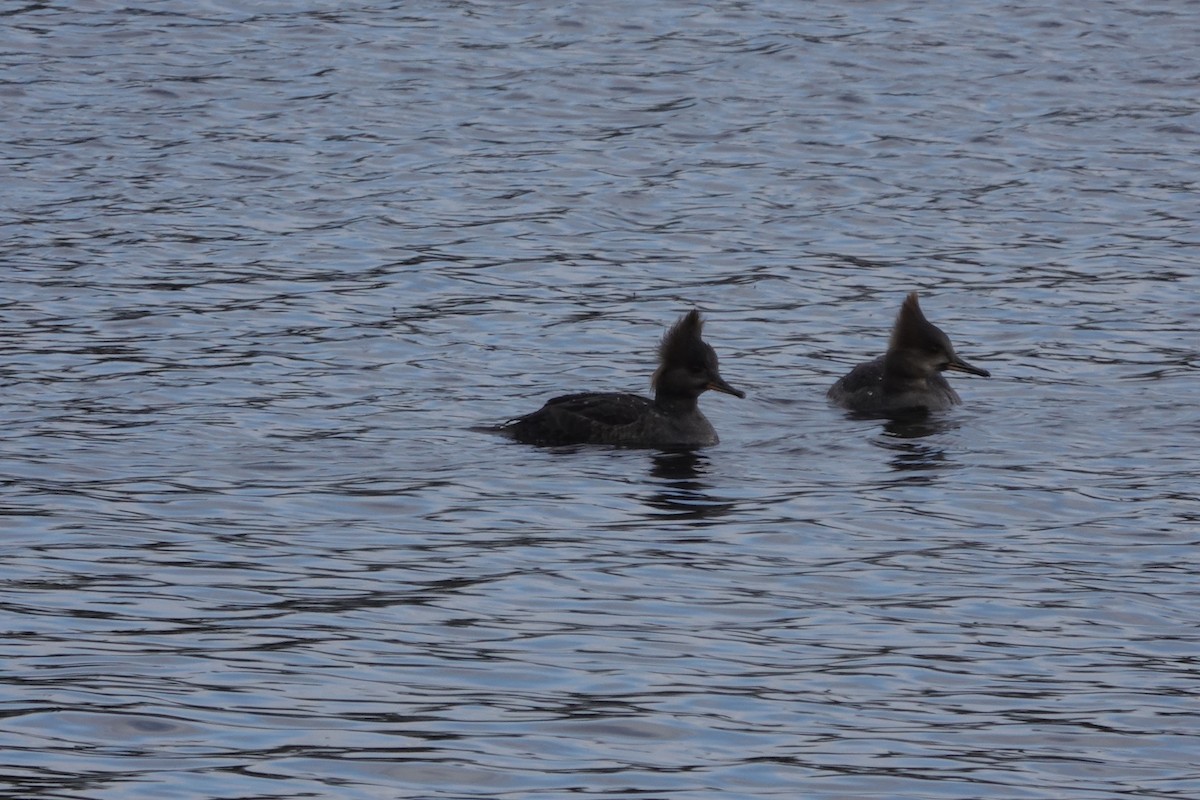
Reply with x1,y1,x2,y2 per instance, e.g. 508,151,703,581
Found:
502,392,653,445
827,356,884,405
538,392,652,427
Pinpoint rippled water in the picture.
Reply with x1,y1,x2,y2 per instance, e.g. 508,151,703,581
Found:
3,1,1199,798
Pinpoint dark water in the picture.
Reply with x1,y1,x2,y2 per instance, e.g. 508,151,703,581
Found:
3,1,1199,798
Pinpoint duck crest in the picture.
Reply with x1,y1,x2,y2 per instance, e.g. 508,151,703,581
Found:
889,292,932,351
651,309,703,392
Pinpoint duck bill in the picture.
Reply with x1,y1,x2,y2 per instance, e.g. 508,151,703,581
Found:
707,376,746,398
945,356,990,378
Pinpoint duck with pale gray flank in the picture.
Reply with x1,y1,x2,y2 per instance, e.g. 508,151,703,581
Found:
828,292,990,415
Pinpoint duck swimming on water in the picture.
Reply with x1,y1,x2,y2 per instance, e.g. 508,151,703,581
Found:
827,292,990,415
496,309,744,448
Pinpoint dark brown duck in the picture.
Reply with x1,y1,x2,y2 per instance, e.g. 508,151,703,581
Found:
497,309,744,448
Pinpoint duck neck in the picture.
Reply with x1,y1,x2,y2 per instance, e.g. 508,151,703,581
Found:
882,352,928,390
654,391,700,415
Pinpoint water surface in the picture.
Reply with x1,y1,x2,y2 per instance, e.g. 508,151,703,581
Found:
2,1,1198,798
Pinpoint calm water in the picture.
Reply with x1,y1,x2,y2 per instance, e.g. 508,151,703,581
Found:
3,1,1199,798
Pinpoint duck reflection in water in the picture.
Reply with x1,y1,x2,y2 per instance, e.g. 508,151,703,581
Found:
642,451,737,522
873,414,964,479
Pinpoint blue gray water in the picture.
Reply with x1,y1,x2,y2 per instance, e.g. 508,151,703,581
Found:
3,1,1198,798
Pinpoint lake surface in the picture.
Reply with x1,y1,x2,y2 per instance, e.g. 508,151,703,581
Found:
2,1,1198,798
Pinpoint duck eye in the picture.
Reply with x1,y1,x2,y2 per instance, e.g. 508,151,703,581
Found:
689,362,706,373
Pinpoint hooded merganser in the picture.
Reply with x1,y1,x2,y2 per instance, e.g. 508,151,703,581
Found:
827,292,990,415
496,309,745,448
